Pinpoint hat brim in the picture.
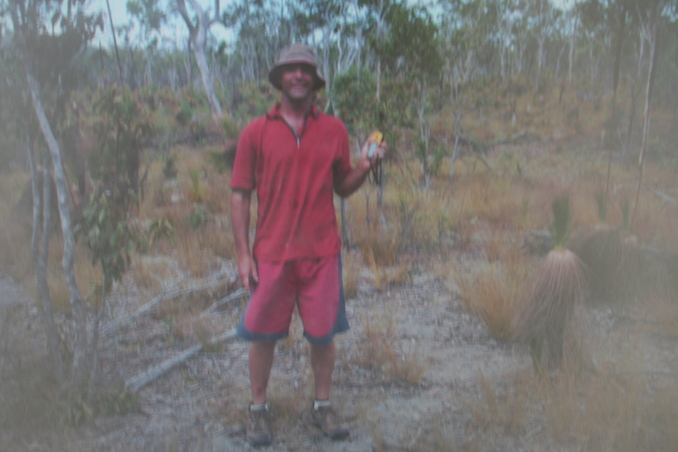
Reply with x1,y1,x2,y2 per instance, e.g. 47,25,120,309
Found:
268,61,326,91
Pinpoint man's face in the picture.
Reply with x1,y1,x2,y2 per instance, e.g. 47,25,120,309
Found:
280,64,314,102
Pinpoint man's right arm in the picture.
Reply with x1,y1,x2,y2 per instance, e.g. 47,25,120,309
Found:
230,188,258,291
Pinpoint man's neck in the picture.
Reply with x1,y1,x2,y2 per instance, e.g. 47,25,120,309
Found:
279,97,313,120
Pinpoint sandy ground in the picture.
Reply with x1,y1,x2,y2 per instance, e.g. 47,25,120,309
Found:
1,245,677,452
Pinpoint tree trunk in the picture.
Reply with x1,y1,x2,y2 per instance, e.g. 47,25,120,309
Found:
568,3,578,85
632,3,661,229
611,2,627,107
177,0,223,120
25,70,87,384
27,138,40,257
36,163,65,384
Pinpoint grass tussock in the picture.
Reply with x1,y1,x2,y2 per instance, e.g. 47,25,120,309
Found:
341,251,361,299
453,258,530,341
357,310,428,385
461,371,530,435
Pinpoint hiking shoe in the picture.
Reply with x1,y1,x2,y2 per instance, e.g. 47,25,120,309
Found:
246,404,272,447
311,405,350,440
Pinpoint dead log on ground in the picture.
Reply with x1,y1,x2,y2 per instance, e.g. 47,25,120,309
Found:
124,328,237,392
102,272,234,339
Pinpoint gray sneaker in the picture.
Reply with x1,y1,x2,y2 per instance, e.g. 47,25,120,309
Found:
246,404,272,447
311,405,350,440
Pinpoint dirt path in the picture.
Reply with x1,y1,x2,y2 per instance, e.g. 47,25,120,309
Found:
1,257,677,451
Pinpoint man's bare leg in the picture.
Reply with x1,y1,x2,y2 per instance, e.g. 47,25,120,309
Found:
310,341,335,400
249,341,276,404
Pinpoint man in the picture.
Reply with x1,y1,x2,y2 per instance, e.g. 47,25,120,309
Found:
230,43,387,447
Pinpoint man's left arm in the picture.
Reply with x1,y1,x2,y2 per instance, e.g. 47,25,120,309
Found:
334,140,388,198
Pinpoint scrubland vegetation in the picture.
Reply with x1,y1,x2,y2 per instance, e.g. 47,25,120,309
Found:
1,74,677,450
2,0,678,449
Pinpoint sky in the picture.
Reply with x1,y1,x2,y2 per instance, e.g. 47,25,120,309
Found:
93,0,573,48
93,0,235,47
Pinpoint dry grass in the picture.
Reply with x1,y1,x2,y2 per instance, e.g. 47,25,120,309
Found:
129,256,174,292
453,256,530,341
357,309,429,385
341,250,361,299
461,371,531,435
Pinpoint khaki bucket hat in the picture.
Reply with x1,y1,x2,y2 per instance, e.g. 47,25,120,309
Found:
268,43,326,91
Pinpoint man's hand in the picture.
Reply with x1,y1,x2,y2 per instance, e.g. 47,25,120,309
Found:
237,254,259,292
230,188,258,291
360,137,388,168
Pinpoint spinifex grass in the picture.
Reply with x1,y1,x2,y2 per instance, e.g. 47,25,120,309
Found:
454,260,528,341
515,194,586,371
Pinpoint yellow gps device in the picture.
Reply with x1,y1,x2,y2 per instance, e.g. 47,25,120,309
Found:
367,130,383,158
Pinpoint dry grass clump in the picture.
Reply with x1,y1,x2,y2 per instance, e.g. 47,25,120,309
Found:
357,310,428,385
341,250,361,299
531,357,678,452
129,256,174,291
453,257,530,341
461,371,531,435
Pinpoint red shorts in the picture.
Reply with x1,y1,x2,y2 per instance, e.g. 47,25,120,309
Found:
236,254,349,345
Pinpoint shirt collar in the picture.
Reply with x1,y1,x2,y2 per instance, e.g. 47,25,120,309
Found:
266,103,320,120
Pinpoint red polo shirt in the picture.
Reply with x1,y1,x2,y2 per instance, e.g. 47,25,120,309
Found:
230,104,353,262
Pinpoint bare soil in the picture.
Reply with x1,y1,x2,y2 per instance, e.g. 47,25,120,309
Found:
2,237,677,452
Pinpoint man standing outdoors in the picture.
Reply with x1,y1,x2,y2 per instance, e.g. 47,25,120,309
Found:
230,43,387,447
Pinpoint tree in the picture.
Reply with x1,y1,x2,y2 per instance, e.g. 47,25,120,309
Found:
381,3,443,190
175,0,223,119
6,0,103,387
127,0,168,85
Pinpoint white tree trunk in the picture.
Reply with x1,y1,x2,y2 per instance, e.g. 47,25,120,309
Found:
177,0,223,120
25,71,88,383
34,161,65,384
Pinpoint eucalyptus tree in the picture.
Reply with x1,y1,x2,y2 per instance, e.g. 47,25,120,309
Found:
127,0,167,85
290,0,365,113
358,0,392,103
175,0,223,119
527,0,561,93
631,0,669,228
223,0,294,85
5,0,102,387
381,2,443,189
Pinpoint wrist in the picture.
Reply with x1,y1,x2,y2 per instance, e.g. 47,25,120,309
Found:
357,157,371,173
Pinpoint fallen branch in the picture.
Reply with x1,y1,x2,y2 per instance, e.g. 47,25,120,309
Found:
102,272,233,339
613,183,677,204
125,328,238,392
199,287,248,317
488,129,528,147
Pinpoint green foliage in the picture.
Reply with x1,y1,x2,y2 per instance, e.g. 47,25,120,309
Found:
80,86,155,292
186,203,208,230
332,67,379,135
175,99,193,127
80,188,135,292
187,167,206,202
550,194,572,250
147,218,175,246
163,154,178,180
90,87,154,194
381,3,443,81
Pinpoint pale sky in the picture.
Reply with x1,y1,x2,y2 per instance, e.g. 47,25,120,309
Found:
93,0,573,48
94,0,235,47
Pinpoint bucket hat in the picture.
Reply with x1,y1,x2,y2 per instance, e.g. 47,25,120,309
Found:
268,44,326,91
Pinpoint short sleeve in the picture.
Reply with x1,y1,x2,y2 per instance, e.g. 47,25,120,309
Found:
332,122,353,183
230,119,262,191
